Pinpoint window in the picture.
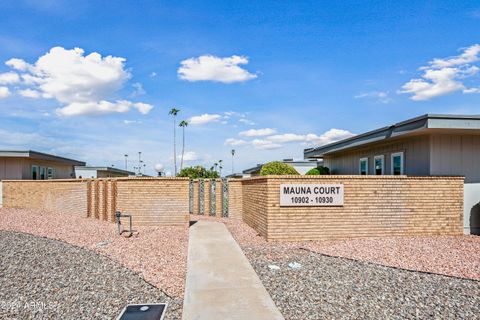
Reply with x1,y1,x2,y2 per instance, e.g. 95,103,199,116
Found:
31,165,38,180
47,167,54,179
359,157,368,175
374,155,384,175
40,167,46,180
391,152,404,175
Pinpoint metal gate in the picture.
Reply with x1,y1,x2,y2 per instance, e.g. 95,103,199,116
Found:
189,179,229,217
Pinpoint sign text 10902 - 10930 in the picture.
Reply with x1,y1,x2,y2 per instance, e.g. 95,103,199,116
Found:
280,184,344,206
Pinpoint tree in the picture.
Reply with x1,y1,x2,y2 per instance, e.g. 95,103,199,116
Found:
177,165,220,179
179,120,188,172
259,161,300,175
169,108,180,175
305,166,330,175
218,159,223,177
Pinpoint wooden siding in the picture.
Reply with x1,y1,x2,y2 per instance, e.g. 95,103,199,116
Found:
324,135,431,175
430,133,480,183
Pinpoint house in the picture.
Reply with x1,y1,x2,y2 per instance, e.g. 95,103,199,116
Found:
304,114,480,235
0,150,85,180
242,159,321,177
74,166,135,178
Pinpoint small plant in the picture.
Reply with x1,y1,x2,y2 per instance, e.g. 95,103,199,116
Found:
177,166,220,179
260,161,300,176
305,166,330,175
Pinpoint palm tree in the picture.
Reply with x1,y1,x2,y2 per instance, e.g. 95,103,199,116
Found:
218,159,223,177
169,108,180,175
179,120,188,171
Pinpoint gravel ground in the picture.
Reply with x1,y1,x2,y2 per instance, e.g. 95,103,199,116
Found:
0,208,188,297
216,216,480,281
0,231,182,319
303,236,480,280
194,215,480,319
246,245,480,319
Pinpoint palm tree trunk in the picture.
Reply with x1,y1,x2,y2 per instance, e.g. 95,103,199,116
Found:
173,117,177,176
180,126,185,171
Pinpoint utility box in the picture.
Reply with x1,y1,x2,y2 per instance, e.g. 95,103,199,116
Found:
116,303,167,320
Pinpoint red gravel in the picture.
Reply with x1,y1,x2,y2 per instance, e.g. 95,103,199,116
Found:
194,215,480,281
0,208,188,297
302,236,480,280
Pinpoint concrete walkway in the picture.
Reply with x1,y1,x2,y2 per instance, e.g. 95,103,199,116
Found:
182,220,284,320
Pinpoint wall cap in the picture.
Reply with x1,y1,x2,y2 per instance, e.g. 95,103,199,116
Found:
238,175,465,181
2,177,190,182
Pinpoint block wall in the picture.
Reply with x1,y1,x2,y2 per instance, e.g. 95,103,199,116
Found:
2,178,189,226
241,175,464,241
2,180,88,216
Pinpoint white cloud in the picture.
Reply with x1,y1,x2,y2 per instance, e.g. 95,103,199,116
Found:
123,119,142,125
18,88,42,98
178,55,257,83
0,128,46,146
189,113,222,125
5,58,30,71
131,82,146,96
56,100,153,117
239,128,276,137
238,118,255,125
251,139,282,150
3,46,154,116
428,44,480,68
150,72,157,77
464,87,480,93
310,128,355,146
268,129,355,146
399,44,480,100
225,138,248,146
225,128,353,151
0,86,10,98
179,151,198,161
354,91,392,104
267,133,307,143
225,137,282,150
0,72,20,84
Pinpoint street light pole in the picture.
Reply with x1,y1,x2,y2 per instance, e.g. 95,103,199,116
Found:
231,149,235,174
138,152,142,176
124,154,128,171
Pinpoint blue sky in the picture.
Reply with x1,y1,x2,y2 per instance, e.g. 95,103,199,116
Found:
0,1,479,176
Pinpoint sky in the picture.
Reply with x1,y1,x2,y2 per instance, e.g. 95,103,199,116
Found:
0,1,479,176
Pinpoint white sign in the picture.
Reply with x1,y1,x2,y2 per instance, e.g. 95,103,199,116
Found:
280,184,344,206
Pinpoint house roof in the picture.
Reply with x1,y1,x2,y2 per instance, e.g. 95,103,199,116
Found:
74,166,135,175
242,159,319,174
0,150,86,166
304,114,480,158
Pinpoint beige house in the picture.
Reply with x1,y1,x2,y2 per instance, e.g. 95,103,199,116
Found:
0,150,85,180
304,114,480,235
74,166,134,178
242,159,321,177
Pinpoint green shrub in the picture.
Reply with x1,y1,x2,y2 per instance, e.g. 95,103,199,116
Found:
305,166,330,175
177,166,220,179
259,161,300,176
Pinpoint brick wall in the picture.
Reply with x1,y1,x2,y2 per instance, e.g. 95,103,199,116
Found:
115,178,189,226
2,180,88,216
241,175,464,241
227,179,243,219
2,178,189,226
